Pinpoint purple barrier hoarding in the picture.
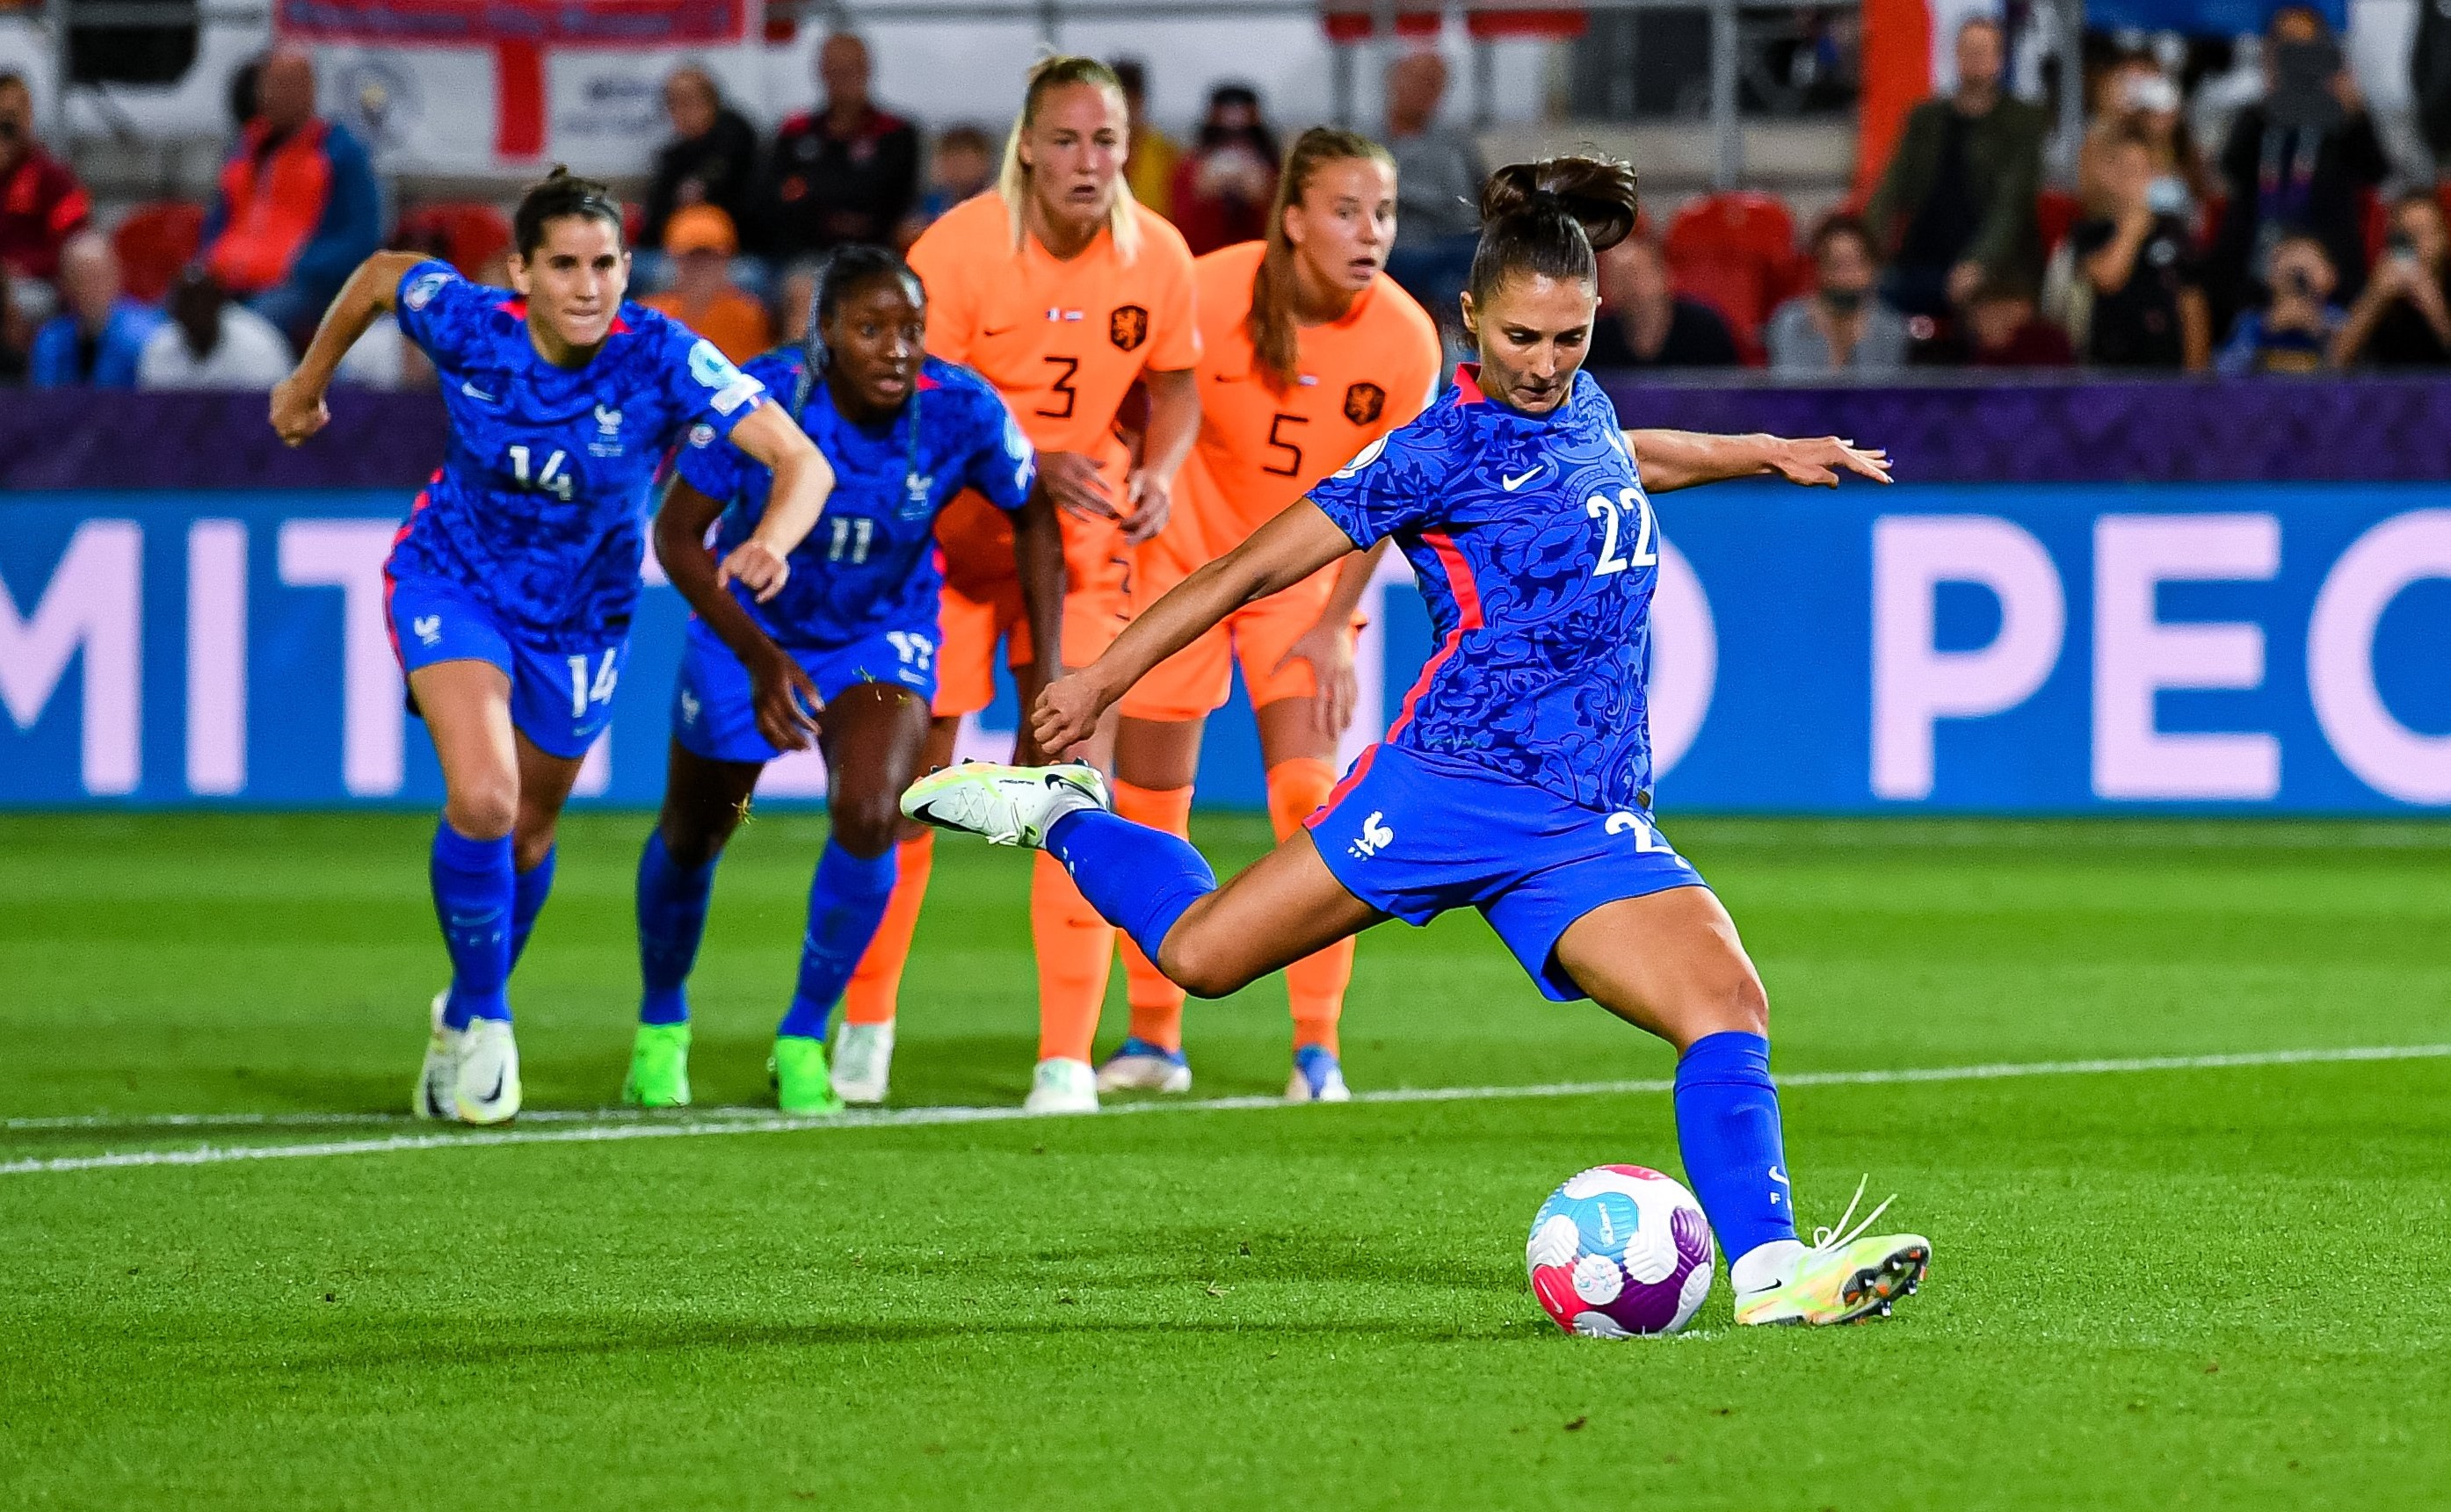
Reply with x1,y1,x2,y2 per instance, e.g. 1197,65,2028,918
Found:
5,376,2451,489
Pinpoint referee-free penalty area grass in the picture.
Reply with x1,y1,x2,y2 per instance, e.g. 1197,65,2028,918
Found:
4,812,2448,1509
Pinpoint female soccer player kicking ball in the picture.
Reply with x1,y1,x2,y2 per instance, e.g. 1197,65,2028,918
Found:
270,170,830,1125
902,157,1931,1326
851,55,1203,1114
627,246,1061,1113
1099,127,1443,1103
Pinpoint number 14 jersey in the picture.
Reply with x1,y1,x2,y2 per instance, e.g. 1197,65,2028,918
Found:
1305,365,1660,814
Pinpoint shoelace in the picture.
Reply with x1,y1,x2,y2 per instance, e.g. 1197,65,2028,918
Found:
1809,1175,1897,1255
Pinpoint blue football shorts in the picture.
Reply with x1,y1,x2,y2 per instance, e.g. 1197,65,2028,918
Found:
385,571,627,761
1305,742,1709,1002
671,613,939,764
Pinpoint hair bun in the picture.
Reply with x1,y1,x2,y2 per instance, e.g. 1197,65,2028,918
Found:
1479,156,1640,254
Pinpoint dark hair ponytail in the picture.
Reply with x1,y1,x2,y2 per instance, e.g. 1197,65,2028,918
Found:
798,242,926,406
511,166,626,257
1465,156,1640,303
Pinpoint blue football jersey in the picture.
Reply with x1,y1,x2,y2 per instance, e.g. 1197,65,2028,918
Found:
387,260,768,649
1308,365,1658,813
674,351,1035,649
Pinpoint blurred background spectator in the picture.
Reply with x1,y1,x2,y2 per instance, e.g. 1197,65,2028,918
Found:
31,231,161,387
1866,17,2045,321
2205,6,2386,329
1766,213,1908,373
2331,189,2451,366
760,33,920,264
1590,232,1738,367
0,264,30,384
642,205,772,365
904,124,995,242
641,65,762,261
1952,278,2077,367
2074,127,2209,370
0,70,92,285
2414,0,2451,184
138,265,291,388
2216,231,2343,374
199,47,381,343
2079,52,2211,226
1115,58,1181,220
1382,51,1485,336
1171,83,1279,255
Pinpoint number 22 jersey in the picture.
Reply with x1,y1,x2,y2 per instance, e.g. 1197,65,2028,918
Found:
1305,365,1660,814
386,259,770,650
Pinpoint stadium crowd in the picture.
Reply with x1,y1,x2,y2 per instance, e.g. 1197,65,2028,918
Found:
8,2,2451,388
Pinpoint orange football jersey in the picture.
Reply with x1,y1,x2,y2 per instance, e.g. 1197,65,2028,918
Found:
1171,240,1442,563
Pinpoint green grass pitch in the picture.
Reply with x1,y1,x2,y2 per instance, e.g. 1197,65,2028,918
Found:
4,811,2449,1509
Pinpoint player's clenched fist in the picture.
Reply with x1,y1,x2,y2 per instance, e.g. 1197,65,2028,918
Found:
268,375,330,447
1032,672,1106,758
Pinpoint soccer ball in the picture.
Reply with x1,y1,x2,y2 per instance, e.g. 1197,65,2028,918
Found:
1526,1165,1715,1336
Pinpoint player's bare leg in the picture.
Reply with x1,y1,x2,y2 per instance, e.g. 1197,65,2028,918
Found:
1555,890,1931,1326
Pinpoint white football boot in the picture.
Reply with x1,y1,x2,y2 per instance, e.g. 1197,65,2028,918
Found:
1023,1056,1100,1114
830,1020,896,1106
412,990,462,1120
452,1016,523,1125
899,761,1110,849
1285,1044,1352,1103
1096,1038,1193,1094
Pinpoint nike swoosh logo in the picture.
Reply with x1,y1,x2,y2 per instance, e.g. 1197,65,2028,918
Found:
1769,1165,1790,1185
479,1068,504,1103
982,324,1015,336
460,380,497,402
1501,467,1542,491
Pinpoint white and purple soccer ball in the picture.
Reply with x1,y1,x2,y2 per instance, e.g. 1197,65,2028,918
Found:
1526,1164,1715,1337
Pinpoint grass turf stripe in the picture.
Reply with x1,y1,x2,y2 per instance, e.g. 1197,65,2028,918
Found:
5,1041,2445,1178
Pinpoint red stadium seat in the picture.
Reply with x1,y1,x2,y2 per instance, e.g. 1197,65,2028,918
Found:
2034,188,2080,256
1465,4,1585,40
112,200,205,305
1661,191,1800,351
1321,1,1441,40
393,202,513,280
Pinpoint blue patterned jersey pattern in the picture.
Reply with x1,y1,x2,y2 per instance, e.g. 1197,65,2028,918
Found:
1307,365,1658,813
387,260,768,650
674,350,1035,649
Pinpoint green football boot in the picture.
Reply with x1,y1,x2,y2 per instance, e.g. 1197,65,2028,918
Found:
621,1022,693,1108
771,1034,845,1116
1734,1179,1931,1327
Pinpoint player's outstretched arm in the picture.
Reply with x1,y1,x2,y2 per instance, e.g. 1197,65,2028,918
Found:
1626,430,1892,493
654,476,822,752
269,250,429,446
1009,481,1069,765
718,405,835,602
1035,501,1353,755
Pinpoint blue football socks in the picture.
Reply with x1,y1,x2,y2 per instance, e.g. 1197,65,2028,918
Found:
776,840,899,1040
509,844,556,969
635,829,717,1026
1671,1031,1800,1264
430,821,514,1029
1043,808,1215,971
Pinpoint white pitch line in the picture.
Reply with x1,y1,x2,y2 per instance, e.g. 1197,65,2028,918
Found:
4,1041,2446,1178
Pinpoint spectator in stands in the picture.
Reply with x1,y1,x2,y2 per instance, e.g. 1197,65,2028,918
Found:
2075,128,2210,370
2080,58,2211,227
200,47,382,342
0,264,30,384
1115,58,1181,220
758,32,920,263
2412,0,2451,184
138,266,292,388
1170,84,1280,255
0,70,91,285
29,231,162,387
2330,191,2451,366
641,205,772,365
903,124,995,243
1954,278,2076,366
1382,50,1486,329
2206,6,2387,326
642,65,762,260
1865,16,2046,319
2217,231,2343,373
1766,213,1910,373
1588,233,1739,367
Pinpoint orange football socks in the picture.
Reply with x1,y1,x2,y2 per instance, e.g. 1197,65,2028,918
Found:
842,832,933,1026
1113,779,1195,1052
1032,849,1113,1064
1270,756,1349,1055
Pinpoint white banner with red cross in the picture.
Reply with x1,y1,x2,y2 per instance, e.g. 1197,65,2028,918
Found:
276,0,760,176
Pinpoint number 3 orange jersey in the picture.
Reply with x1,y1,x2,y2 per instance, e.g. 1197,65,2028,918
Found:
1169,240,1442,567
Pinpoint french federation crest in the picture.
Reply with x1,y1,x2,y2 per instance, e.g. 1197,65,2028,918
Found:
1344,381,1385,425
1108,304,1149,352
